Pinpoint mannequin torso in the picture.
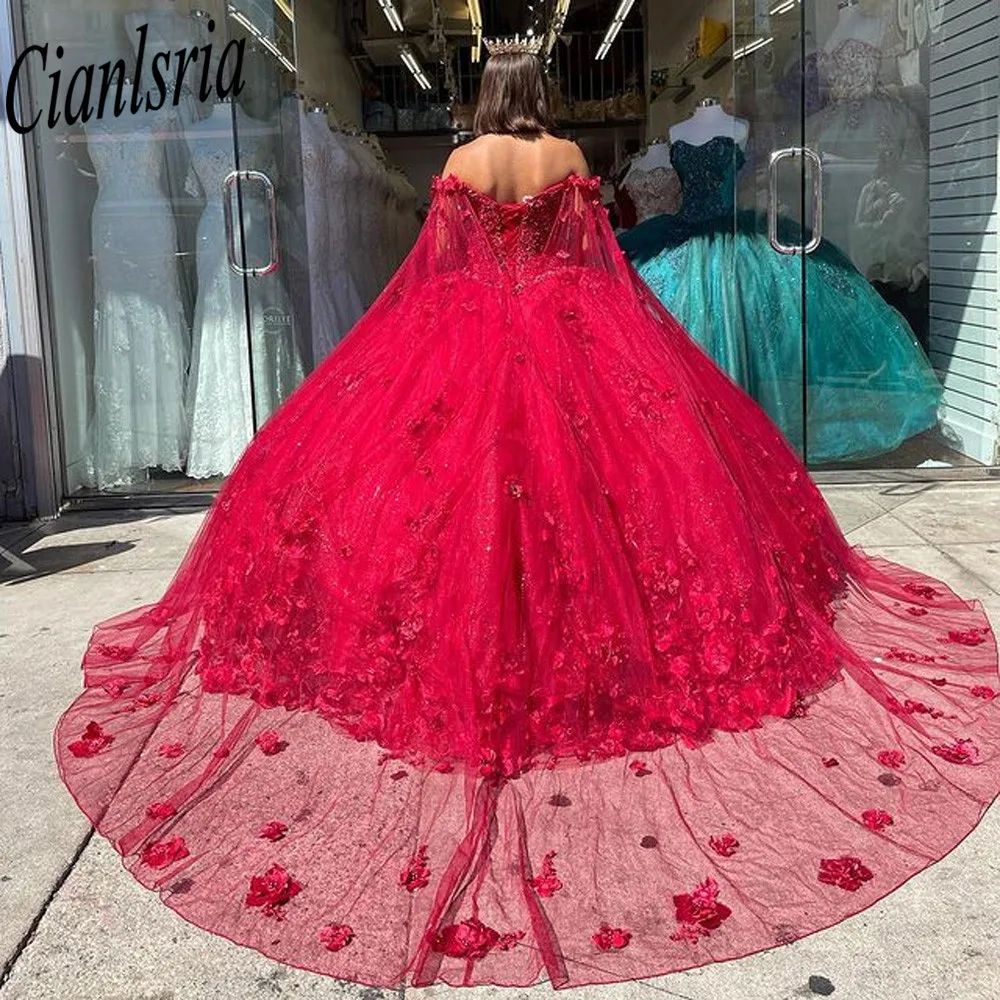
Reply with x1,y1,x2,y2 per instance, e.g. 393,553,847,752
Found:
670,102,749,149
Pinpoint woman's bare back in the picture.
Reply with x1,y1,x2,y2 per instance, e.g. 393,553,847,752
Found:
442,133,590,203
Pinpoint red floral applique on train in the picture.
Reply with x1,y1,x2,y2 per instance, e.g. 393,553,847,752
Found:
319,923,354,952
629,760,652,777
255,729,288,755
432,918,522,960
258,821,288,842
818,856,873,891
593,924,632,951
876,750,905,769
670,877,732,942
140,836,190,869
146,801,177,819
68,722,114,758
861,809,893,832
709,834,739,857
399,845,431,892
529,851,563,897
931,739,982,765
245,864,302,919
158,742,185,758
971,686,997,701
944,628,989,647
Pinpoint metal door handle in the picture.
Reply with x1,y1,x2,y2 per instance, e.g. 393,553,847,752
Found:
768,147,800,255
802,146,823,254
222,169,280,277
768,146,824,255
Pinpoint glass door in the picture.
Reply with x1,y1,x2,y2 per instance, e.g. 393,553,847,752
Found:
730,0,811,457
802,0,998,473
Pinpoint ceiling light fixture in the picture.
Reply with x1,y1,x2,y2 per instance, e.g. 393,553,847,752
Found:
469,0,483,62
377,0,404,33
596,0,635,61
733,35,773,59
400,44,432,89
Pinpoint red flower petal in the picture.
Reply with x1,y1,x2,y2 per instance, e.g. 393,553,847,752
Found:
432,918,502,960
245,864,301,918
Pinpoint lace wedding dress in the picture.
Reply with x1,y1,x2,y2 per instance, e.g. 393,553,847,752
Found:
83,109,189,489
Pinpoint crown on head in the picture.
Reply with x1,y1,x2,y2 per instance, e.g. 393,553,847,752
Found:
482,33,544,57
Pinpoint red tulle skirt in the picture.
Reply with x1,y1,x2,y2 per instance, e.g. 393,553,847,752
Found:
55,175,999,988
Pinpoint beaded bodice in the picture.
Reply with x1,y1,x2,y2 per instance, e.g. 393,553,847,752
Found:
671,138,745,226
431,173,603,282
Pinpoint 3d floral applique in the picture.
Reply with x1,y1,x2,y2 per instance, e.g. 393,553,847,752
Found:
709,833,739,857
68,722,115,758
904,582,939,600
906,606,929,617
255,729,288,755
158,742,186,759
529,851,563,897
944,628,990,647
818,856,873,891
822,757,840,768
146,801,177,819
432,918,523,959
245,864,302,919
593,924,632,951
319,923,354,952
670,877,732,943
399,845,431,892
971,686,997,701
929,677,948,687
861,809,894,832
140,836,190,869
931,739,982,765
876,750,905,769
259,821,288,842
629,760,652,777
885,647,937,664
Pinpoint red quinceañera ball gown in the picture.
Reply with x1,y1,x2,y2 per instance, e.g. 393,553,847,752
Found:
55,174,1000,990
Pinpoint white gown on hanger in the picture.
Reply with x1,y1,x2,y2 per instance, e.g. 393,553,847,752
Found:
83,109,189,489
184,106,304,479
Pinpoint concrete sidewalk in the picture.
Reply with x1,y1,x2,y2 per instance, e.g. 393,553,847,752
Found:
1,482,999,1000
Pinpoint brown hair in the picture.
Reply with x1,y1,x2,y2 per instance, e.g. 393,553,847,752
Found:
473,51,554,137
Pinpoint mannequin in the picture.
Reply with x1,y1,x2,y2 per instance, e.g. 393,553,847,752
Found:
669,98,749,149
619,138,682,226
125,5,209,328
183,96,304,479
824,0,886,52
83,97,189,488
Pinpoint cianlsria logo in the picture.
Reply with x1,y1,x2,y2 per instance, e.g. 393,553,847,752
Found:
3,18,246,135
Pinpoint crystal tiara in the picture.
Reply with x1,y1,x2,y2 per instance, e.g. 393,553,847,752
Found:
482,33,544,58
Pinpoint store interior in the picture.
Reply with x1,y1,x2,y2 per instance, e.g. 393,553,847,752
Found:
13,0,998,499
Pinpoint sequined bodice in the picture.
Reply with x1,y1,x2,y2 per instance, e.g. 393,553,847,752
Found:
777,39,884,114
671,138,745,225
87,123,167,200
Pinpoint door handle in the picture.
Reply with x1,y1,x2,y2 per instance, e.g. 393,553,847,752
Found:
768,146,824,255
222,169,280,277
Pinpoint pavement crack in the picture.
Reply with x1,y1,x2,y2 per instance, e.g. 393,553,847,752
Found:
0,827,94,991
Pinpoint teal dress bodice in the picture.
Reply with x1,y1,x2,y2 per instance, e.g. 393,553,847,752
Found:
619,137,941,465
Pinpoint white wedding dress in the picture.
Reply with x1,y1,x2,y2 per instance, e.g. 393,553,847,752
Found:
83,108,189,489
184,103,304,479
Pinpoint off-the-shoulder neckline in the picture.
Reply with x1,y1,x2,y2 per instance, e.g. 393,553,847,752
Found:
432,172,601,206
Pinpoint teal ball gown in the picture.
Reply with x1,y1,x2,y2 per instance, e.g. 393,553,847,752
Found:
618,136,942,464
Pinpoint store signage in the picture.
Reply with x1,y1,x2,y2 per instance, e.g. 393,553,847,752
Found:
897,0,945,50
4,19,246,135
